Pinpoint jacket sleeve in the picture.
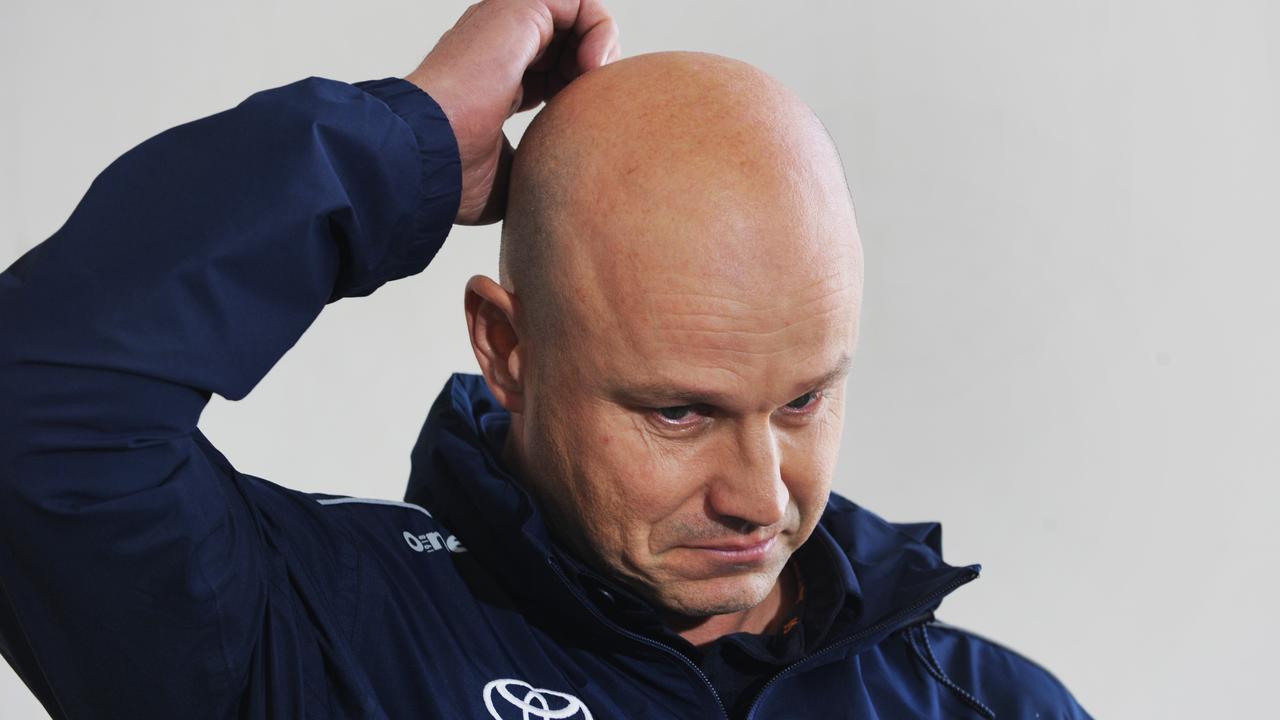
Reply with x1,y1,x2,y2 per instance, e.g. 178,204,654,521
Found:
0,76,460,717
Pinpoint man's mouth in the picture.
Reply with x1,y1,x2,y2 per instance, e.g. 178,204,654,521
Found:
680,535,778,564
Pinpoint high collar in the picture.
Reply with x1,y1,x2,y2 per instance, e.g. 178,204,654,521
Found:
405,373,980,648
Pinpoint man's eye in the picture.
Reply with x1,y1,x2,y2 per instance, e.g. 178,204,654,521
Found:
657,405,695,422
784,391,821,411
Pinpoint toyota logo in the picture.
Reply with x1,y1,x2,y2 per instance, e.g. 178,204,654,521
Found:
483,678,594,720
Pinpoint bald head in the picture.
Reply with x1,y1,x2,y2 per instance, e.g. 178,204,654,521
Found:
500,51,861,343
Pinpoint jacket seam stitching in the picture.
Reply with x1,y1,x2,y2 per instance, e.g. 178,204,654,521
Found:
905,623,996,719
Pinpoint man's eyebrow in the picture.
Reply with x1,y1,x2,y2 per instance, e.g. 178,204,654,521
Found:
613,383,723,407
801,353,854,392
614,353,853,407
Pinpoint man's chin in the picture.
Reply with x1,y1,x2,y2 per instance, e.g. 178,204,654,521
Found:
652,572,777,619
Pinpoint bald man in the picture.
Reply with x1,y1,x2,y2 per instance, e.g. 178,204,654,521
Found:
0,2,1090,718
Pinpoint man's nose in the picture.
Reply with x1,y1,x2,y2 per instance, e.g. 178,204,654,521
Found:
706,419,789,530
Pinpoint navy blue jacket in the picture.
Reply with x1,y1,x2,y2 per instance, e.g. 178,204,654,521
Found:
0,76,1092,719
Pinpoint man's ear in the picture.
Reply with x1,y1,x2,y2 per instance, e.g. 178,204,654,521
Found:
464,275,524,413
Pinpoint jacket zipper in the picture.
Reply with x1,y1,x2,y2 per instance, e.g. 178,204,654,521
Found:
546,557,731,720
743,568,979,720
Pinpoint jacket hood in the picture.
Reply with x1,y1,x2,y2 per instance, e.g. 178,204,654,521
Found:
405,373,979,648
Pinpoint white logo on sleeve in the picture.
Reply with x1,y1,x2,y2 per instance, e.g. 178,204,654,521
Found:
483,678,593,720
403,529,467,554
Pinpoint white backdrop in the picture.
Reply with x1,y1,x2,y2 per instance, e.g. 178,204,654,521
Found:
3,1,1277,717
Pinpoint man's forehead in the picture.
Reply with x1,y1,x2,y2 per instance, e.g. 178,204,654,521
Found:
563,264,860,405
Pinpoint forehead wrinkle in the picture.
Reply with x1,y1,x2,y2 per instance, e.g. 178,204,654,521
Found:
655,301,855,343
641,282,860,339
650,286,860,324
649,307,854,376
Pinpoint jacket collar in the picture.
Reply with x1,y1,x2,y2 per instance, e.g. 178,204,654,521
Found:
405,373,979,647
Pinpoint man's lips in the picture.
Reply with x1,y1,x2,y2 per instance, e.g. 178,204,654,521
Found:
680,535,778,564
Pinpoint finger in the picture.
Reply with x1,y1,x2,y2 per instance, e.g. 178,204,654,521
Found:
528,31,567,72
537,0,617,71
573,3,618,72
525,0,577,57
537,0,587,31
523,34,572,107
554,31,583,83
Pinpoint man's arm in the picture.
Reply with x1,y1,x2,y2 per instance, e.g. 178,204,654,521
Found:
0,75,460,717
0,2,619,716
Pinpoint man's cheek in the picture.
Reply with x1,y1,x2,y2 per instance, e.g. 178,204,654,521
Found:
785,455,835,516
610,440,696,524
